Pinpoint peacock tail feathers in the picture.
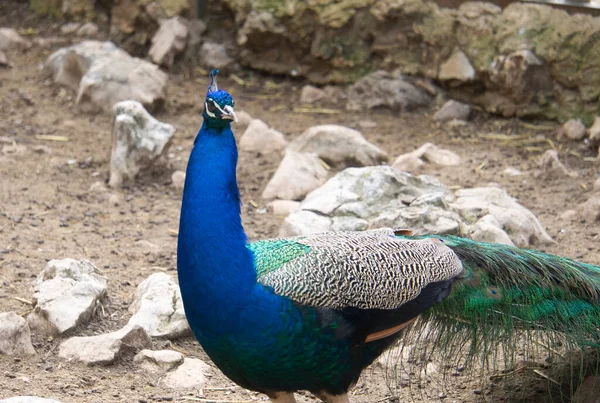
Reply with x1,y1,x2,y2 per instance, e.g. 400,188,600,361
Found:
430,235,600,340
393,234,600,391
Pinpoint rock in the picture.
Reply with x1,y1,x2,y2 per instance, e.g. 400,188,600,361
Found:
288,124,387,169
391,153,425,173
573,376,600,403
445,119,468,129
32,37,71,49
262,151,328,201
560,209,577,221
127,272,190,338
76,22,99,37
109,100,175,188
300,85,326,104
134,349,184,372
538,149,576,179
160,358,212,389
171,170,186,190
1,142,27,156
58,325,150,365
433,100,471,122
487,50,552,113
88,180,108,194
107,193,123,206
438,50,475,81
110,0,190,35
27,259,107,336
580,195,600,223
149,17,189,68
280,166,461,237
0,312,35,356
323,85,345,103
594,177,600,192
236,110,253,128
183,19,207,62
199,42,234,70
469,214,515,246
60,22,81,35
268,199,301,216
0,50,9,67
502,167,522,177
346,71,430,112
391,143,460,171
0,28,31,52
44,41,168,113
109,0,141,34
560,119,587,141
588,116,600,142
31,0,95,20
239,119,287,154
357,120,377,129
418,143,461,166
279,210,335,237
0,398,64,403
450,187,554,247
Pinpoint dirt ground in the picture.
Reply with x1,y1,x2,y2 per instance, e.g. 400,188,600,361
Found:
1,3,600,403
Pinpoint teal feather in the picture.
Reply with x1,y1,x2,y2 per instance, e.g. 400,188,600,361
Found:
396,234,600,376
247,239,311,277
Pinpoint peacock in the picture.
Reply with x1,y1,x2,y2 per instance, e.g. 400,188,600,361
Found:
177,70,600,403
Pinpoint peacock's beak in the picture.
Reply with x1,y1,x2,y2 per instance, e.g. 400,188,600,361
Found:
222,105,238,122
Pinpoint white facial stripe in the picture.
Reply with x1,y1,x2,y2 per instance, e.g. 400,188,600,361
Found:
211,99,226,114
204,101,216,118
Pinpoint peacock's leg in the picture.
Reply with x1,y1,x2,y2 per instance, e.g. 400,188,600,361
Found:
268,392,297,403
315,392,350,403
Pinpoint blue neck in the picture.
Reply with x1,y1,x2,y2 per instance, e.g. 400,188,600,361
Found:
177,121,256,335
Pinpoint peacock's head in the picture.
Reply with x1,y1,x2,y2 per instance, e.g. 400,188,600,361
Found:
203,69,237,127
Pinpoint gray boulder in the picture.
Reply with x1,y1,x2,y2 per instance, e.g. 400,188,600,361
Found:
160,358,212,389
0,28,31,52
127,273,190,339
262,151,328,201
239,119,287,154
45,41,168,113
450,187,554,247
109,100,175,188
134,349,184,372
288,124,387,169
28,259,107,336
58,325,150,366
149,17,189,68
280,166,461,237
0,312,35,356
346,71,430,112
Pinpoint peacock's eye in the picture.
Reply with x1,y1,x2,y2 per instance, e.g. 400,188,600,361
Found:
206,100,218,113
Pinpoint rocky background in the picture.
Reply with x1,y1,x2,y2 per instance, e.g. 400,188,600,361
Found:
25,0,600,124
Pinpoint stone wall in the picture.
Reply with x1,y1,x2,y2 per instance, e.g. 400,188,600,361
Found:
29,0,600,122
222,0,600,122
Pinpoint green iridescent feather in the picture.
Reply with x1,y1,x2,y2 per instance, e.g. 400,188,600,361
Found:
396,234,600,379
247,238,311,278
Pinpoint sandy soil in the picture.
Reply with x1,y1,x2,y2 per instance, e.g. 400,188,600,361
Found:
1,2,599,402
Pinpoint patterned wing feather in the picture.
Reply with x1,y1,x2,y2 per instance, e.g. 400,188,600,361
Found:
247,228,464,310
